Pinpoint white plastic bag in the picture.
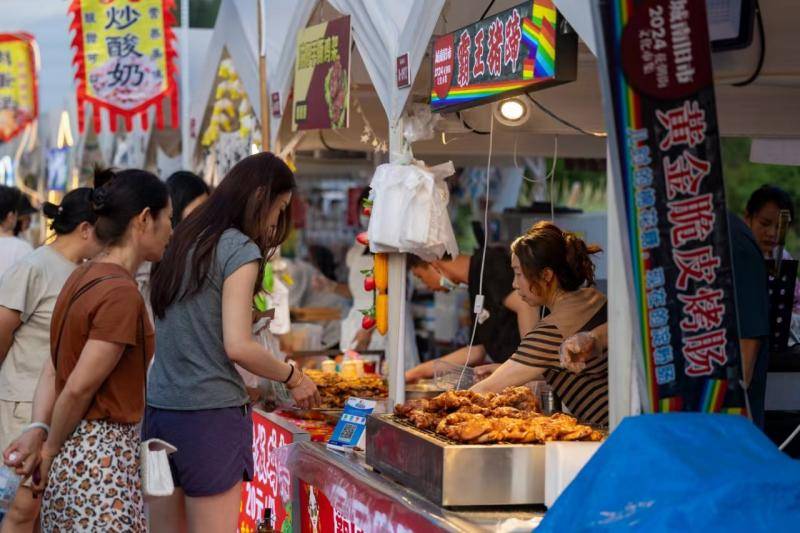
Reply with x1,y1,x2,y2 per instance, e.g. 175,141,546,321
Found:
367,161,459,260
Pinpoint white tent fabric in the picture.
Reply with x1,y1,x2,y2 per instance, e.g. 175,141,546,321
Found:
263,0,316,147
553,0,598,55
327,0,445,125
187,0,314,159
750,139,800,166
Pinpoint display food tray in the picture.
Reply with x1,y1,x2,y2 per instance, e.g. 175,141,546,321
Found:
365,414,545,507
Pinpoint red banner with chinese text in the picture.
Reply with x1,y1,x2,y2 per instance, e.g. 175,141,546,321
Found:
68,0,178,133
238,411,294,533
0,33,38,142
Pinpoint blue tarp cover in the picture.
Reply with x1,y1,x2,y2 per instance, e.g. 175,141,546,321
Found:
538,414,800,532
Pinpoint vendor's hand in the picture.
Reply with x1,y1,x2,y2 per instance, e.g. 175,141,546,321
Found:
32,446,58,496
353,328,373,352
473,363,501,381
289,373,321,410
560,332,598,373
405,363,433,384
3,428,46,479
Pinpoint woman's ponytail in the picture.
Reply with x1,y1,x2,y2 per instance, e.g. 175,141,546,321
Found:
563,231,601,288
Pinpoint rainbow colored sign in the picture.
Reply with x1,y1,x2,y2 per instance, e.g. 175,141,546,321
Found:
430,0,576,113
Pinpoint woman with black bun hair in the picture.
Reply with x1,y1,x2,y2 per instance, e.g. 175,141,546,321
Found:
3,168,172,532
0,187,103,532
472,221,609,426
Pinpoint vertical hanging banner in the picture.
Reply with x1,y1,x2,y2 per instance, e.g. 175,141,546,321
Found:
429,0,577,113
69,0,178,133
593,0,745,413
0,33,38,143
292,16,351,132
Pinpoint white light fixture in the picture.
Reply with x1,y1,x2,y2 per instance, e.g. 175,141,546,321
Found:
495,97,529,126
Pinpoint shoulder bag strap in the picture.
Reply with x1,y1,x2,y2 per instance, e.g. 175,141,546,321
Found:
51,274,124,368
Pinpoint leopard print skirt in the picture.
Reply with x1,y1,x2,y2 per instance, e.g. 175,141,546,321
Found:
40,419,145,532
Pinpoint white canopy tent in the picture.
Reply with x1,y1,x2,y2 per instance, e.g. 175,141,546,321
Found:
189,0,800,425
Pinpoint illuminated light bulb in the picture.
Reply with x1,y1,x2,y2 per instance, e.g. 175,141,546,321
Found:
499,98,525,122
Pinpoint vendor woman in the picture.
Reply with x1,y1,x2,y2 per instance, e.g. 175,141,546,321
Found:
405,248,540,382
472,221,609,426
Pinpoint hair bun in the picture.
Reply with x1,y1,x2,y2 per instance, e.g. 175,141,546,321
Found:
93,167,116,190
42,201,61,219
91,187,111,214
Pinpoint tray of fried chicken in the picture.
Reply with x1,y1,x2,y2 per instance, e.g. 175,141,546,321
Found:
394,387,603,445
304,369,388,409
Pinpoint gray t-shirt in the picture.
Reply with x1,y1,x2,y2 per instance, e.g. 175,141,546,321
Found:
147,229,262,410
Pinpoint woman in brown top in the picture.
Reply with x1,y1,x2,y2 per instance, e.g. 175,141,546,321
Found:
3,169,171,532
472,222,609,426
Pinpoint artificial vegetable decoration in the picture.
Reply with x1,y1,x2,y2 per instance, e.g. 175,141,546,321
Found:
376,293,388,335
361,310,376,330
356,232,369,246
374,253,388,292
364,276,376,292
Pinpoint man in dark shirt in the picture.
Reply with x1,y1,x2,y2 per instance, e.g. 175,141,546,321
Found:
728,213,771,428
405,248,539,382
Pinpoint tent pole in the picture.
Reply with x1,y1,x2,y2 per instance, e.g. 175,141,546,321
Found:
257,0,271,152
386,119,407,407
180,0,190,169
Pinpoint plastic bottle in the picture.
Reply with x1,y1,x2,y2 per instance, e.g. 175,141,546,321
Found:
0,464,21,513
256,507,275,533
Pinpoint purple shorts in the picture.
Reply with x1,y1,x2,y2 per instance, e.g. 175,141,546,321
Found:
142,405,254,497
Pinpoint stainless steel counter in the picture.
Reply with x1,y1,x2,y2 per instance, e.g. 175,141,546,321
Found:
366,413,547,507
276,440,545,532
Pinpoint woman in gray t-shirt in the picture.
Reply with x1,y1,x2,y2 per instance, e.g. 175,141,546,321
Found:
146,153,319,532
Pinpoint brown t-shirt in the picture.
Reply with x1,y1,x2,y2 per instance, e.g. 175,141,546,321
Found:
50,262,154,424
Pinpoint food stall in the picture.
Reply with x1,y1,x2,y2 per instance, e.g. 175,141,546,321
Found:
188,0,800,530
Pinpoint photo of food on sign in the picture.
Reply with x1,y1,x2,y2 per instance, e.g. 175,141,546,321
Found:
81,1,170,109
324,58,347,128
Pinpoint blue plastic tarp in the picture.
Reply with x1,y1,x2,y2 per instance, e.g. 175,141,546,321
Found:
538,414,800,532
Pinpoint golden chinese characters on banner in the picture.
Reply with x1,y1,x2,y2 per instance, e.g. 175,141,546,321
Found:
0,33,37,143
69,0,178,133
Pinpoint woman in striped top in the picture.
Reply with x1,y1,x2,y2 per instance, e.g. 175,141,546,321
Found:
472,222,609,426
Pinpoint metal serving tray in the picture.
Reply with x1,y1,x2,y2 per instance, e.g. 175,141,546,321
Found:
365,414,545,507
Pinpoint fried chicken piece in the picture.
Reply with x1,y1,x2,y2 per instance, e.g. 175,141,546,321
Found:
438,414,495,442
489,386,539,411
395,399,430,416
436,412,482,433
406,409,442,430
456,404,493,416
490,406,526,419
559,426,594,441
427,390,481,411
